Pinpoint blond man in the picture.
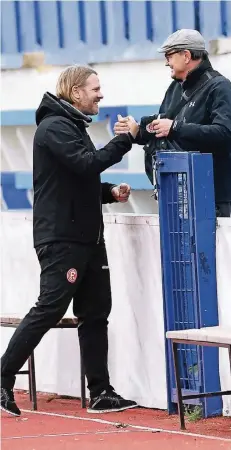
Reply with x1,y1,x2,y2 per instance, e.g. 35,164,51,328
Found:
1,66,139,415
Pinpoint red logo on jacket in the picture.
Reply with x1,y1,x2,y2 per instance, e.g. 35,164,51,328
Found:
67,268,77,283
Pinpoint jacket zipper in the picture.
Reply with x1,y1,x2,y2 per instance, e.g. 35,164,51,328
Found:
97,195,102,244
179,104,187,121
71,201,75,223
174,102,187,126
71,201,75,222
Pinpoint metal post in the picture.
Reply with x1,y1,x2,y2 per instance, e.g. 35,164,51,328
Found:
80,354,86,408
172,341,186,430
28,352,37,411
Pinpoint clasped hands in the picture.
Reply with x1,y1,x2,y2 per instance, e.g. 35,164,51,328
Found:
114,114,173,138
111,114,173,204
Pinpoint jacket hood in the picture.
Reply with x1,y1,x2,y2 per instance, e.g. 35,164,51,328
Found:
35,92,92,127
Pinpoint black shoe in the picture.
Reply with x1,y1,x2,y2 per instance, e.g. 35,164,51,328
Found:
1,387,21,416
87,389,138,413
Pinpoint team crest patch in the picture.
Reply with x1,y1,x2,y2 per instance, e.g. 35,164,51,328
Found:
67,268,77,283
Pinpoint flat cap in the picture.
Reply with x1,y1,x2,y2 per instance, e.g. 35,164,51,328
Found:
158,29,206,54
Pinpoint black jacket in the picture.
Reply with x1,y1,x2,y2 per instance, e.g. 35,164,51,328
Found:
141,59,231,202
33,93,133,247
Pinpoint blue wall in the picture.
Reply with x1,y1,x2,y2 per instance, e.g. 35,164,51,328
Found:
1,105,159,126
1,104,156,209
2,1,231,69
1,171,153,210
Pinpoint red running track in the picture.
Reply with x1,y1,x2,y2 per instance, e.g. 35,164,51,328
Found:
1,391,231,450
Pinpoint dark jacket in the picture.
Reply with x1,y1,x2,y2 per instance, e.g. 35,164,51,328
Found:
33,92,133,247
141,59,231,202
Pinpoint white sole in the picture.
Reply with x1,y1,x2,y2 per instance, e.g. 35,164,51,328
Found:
0,405,21,417
87,404,137,414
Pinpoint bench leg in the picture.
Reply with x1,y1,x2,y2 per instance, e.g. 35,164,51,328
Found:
80,354,86,409
28,362,32,402
172,341,186,430
229,346,231,375
28,352,37,411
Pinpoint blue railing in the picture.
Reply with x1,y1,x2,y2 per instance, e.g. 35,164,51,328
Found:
157,151,221,417
1,1,231,68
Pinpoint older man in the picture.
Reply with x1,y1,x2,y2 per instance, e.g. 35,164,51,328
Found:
115,29,231,216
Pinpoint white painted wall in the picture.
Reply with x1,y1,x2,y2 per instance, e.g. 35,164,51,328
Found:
1,212,231,415
1,212,167,410
2,55,231,110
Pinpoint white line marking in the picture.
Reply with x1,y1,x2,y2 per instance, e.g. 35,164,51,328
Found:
2,430,132,440
20,409,231,443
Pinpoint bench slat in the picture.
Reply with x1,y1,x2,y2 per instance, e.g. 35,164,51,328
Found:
0,317,78,327
166,326,231,345
0,317,21,325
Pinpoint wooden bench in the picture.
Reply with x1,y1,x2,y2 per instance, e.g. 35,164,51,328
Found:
166,326,231,430
0,317,86,410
